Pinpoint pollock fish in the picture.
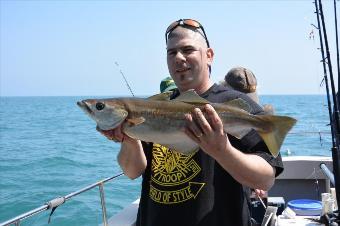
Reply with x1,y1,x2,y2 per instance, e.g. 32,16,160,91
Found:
77,90,296,157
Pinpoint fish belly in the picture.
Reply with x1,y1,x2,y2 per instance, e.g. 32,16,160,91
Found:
123,121,199,155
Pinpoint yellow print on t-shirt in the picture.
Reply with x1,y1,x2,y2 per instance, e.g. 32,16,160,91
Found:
149,144,205,204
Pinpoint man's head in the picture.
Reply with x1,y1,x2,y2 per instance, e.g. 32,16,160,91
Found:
224,67,259,103
165,19,214,94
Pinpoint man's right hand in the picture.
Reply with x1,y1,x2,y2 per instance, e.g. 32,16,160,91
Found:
96,124,126,143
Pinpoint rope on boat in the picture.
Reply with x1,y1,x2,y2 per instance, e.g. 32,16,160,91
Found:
46,197,65,224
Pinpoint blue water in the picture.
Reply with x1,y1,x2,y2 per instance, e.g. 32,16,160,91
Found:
0,95,333,225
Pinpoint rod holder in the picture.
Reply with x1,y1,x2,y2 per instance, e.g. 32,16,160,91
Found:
320,163,335,186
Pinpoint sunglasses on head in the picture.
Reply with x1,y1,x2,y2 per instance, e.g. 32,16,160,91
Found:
165,19,210,47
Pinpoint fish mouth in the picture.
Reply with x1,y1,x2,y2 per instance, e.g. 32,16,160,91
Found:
77,101,93,116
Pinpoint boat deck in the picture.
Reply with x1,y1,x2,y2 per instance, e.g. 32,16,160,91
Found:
105,156,333,226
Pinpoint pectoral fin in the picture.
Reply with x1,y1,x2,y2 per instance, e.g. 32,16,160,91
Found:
127,117,145,126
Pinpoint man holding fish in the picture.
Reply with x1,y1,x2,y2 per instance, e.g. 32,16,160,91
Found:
79,19,295,225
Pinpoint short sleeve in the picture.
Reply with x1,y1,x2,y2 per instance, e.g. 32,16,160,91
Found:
239,130,284,177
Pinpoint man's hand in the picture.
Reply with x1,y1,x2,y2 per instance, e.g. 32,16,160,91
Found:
96,124,126,143
184,104,275,190
97,124,146,179
254,189,267,198
184,104,230,158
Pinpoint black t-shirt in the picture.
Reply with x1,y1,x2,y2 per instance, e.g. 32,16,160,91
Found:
136,84,283,226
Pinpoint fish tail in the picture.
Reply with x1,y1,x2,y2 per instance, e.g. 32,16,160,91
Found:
257,115,297,157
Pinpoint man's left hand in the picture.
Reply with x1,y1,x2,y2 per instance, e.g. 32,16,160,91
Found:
184,104,231,158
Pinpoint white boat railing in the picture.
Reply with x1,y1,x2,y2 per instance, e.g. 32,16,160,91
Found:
0,173,124,226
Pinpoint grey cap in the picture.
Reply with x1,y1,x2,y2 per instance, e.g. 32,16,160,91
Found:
225,67,259,103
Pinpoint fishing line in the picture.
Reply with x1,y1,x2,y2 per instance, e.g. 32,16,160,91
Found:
310,24,324,94
303,167,322,200
114,61,135,97
319,130,324,146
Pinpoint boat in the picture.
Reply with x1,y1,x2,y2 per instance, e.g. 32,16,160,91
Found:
106,155,336,226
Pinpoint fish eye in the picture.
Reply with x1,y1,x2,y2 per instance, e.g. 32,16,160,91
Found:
96,102,105,111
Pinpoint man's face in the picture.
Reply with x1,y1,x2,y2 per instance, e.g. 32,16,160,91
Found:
166,28,211,92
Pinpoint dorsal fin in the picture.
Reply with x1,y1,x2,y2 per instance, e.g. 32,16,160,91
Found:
173,89,209,104
147,91,173,101
225,98,252,112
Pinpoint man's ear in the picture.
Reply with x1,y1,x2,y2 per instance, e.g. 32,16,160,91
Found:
206,48,214,66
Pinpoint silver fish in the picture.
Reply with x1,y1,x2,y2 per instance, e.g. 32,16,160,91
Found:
77,90,296,157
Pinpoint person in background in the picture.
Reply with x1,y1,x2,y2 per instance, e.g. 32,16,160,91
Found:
99,19,283,226
223,67,275,200
222,66,274,114
160,76,177,93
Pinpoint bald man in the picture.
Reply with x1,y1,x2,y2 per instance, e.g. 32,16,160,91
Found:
99,19,283,226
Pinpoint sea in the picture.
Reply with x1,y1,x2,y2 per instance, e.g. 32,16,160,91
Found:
0,95,334,226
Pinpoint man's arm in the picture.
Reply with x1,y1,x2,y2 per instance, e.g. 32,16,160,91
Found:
117,137,147,179
98,126,147,179
184,104,275,190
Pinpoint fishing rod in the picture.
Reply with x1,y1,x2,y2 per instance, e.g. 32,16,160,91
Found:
318,0,340,145
313,0,336,146
315,0,340,218
334,0,339,92
114,61,135,97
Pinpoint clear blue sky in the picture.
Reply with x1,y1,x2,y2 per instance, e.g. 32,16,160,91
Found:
0,0,338,96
